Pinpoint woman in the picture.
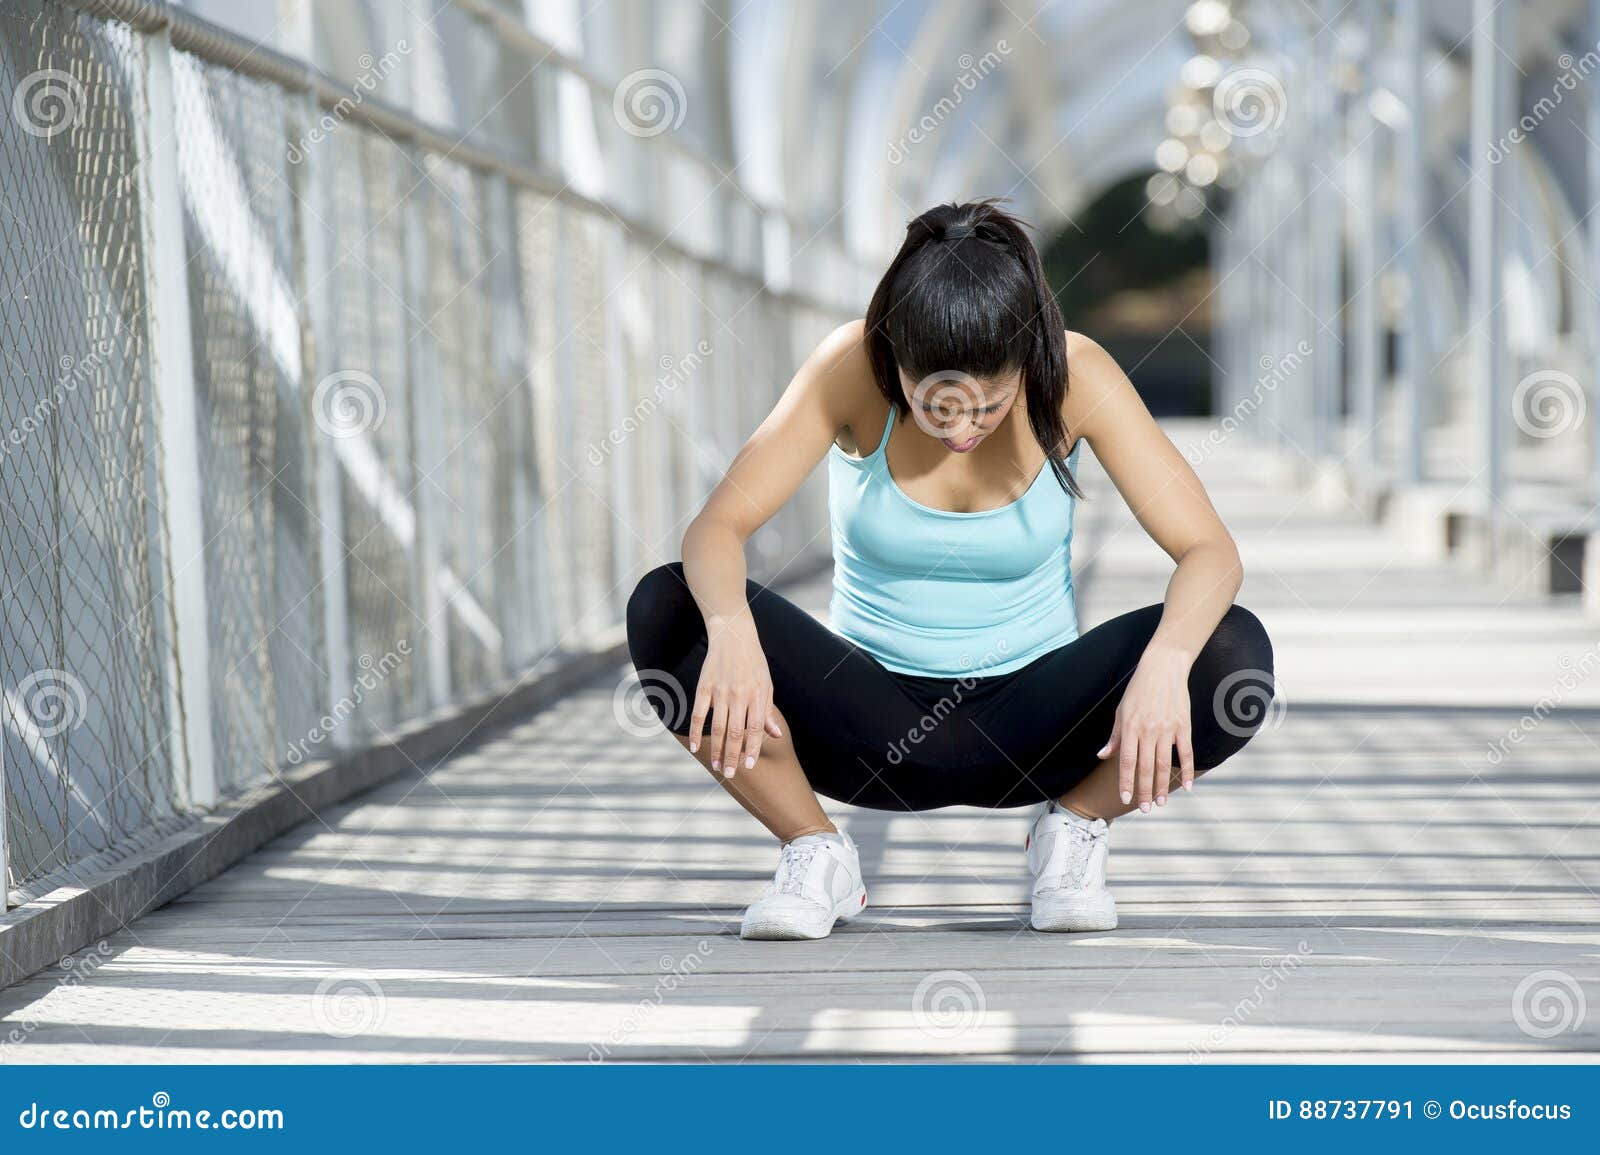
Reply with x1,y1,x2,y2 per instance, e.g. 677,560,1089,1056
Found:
626,199,1274,940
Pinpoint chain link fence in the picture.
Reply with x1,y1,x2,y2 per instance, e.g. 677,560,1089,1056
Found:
2,0,850,904
0,0,187,893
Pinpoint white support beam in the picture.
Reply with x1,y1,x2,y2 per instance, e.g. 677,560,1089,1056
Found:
1307,18,1343,459
1351,7,1383,474
404,187,453,711
1469,0,1513,539
484,172,541,674
1589,0,1600,512
1285,169,1316,455
1395,0,1431,485
295,93,354,747
141,30,217,808
603,224,636,610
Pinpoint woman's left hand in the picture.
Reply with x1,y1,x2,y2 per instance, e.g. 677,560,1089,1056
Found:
1097,648,1194,812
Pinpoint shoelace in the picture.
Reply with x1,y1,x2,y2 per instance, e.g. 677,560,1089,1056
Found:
775,843,821,896
1040,820,1100,893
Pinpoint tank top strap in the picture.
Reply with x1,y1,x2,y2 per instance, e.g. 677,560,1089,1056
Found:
871,407,895,458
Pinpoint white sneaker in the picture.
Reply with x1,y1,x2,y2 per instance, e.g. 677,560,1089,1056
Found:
1026,801,1118,932
740,831,867,940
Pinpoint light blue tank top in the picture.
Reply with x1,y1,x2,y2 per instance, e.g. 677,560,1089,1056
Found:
827,410,1082,678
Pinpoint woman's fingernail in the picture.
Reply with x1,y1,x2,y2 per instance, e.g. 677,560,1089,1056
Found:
1157,795,1167,807
1120,791,1132,804
1183,782,1193,792
711,759,719,771
723,766,735,779
744,755,755,769
1139,802,1151,814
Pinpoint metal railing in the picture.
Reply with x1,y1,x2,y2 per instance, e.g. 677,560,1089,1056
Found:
1207,0,1598,532
1,0,853,903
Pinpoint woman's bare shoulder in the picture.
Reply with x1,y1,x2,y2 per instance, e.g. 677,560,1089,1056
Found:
803,319,883,451
1062,329,1134,439
806,318,870,382
1065,329,1119,384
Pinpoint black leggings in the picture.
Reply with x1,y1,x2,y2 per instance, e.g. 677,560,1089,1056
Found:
625,562,1275,812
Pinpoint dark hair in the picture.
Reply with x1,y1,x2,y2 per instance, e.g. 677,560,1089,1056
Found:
864,198,1081,498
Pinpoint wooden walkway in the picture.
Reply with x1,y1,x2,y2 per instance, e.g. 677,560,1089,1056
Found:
3,426,1597,1062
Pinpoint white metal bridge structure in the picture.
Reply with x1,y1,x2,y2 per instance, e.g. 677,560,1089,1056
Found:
0,0,1596,1061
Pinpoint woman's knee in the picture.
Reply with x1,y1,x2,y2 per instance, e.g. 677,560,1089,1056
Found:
1189,604,1276,769
624,563,700,736
625,561,693,664
1206,604,1273,677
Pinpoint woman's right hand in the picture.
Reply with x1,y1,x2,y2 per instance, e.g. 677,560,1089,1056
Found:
688,614,783,777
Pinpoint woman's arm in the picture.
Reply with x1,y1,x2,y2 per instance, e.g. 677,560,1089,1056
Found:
1064,332,1245,810
680,320,866,776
